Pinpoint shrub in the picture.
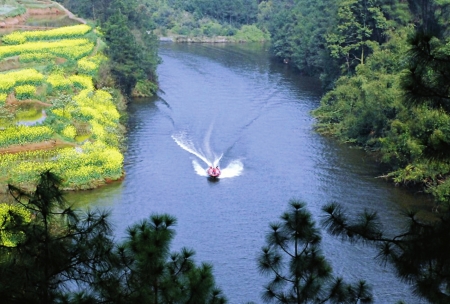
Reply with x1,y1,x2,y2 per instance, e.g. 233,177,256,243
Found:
0,78,15,93
0,39,94,61
234,25,269,42
47,73,72,91
69,75,94,90
61,125,76,139
0,203,31,247
77,53,107,77
0,125,53,147
19,52,56,63
2,24,92,45
201,21,223,37
15,85,36,100
0,93,7,104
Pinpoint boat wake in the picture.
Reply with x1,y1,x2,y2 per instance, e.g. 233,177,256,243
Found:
172,130,243,178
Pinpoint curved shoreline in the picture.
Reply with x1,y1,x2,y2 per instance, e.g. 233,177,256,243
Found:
159,35,267,43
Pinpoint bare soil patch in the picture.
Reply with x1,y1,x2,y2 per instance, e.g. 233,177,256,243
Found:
0,139,75,154
0,1,86,29
0,56,20,71
5,94,52,108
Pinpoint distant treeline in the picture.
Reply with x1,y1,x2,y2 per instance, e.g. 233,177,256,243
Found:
56,0,266,41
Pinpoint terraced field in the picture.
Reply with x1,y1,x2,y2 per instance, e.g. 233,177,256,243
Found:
0,7,125,192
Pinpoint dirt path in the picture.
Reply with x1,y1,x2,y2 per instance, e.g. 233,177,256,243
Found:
52,1,86,24
0,139,76,154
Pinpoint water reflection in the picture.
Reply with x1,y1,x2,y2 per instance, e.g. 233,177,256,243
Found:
16,110,47,126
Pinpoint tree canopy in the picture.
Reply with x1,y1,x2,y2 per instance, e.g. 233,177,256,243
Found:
300,0,450,205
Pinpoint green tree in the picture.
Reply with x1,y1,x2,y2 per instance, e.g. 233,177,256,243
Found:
326,0,391,74
260,0,340,87
313,28,409,145
407,0,450,36
322,202,450,303
0,171,113,304
402,33,450,115
183,0,258,25
103,11,143,96
92,214,227,303
266,2,296,62
258,200,372,303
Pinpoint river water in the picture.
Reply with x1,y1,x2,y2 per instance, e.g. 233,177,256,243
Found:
66,43,430,303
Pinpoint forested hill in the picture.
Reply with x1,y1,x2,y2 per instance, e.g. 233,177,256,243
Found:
261,0,450,207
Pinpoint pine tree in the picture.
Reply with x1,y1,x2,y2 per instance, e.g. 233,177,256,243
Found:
103,10,143,96
92,214,227,304
258,200,372,303
0,171,113,304
322,202,450,303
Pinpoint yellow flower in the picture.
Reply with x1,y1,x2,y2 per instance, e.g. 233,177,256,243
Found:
61,125,77,139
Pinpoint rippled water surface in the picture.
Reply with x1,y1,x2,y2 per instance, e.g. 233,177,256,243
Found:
67,43,431,303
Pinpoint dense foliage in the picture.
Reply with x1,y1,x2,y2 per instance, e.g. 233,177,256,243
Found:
0,171,227,303
260,0,450,206
172,0,259,26
260,0,410,83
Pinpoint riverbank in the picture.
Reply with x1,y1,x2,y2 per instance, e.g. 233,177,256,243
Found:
159,34,268,43
160,35,233,43
156,24,269,44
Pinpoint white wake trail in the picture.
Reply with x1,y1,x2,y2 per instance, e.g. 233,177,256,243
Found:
192,160,209,177
172,132,211,166
192,159,243,178
172,131,243,178
218,159,244,178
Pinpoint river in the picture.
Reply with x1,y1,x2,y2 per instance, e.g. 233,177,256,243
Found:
66,42,430,303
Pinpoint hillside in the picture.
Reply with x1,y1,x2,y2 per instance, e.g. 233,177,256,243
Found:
0,1,126,192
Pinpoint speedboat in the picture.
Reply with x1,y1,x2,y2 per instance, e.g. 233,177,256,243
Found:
207,166,221,178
